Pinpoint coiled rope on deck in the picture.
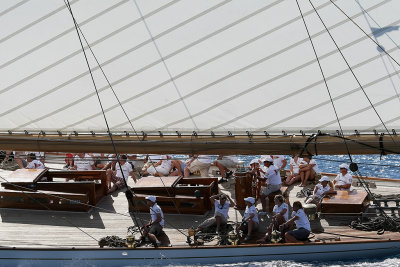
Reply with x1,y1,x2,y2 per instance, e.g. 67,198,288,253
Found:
350,216,400,234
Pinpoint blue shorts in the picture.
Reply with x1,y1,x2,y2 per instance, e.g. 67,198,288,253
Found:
288,228,310,241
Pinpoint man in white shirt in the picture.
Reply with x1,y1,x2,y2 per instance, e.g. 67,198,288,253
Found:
237,197,259,241
25,153,45,169
196,193,236,234
333,163,353,190
143,155,172,176
107,155,135,193
258,194,288,243
141,196,165,247
306,176,335,209
184,155,212,177
70,153,95,171
259,156,282,215
280,201,311,243
214,155,238,183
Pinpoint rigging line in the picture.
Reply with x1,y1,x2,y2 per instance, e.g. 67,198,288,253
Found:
132,0,198,131
295,0,353,162
356,0,400,106
71,20,183,217
325,133,400,155
354,169,398,229
329,0,400,68
13,173,189,235
65,0,198,218
311,0,399,147
64,0,144,234
0,175,99,243
72,12,189,215
0,171,188,237
314,156,400,169
71,17,141,141
7,1,385,130
0,174,139,220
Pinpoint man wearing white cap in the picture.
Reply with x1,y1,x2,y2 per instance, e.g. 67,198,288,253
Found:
259,156,282,215
195,193,236,234
306,176,336,207
333,163,353,190
142,196,165,247
237,197,259,241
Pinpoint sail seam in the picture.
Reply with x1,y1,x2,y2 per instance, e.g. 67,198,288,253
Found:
0,0,179,94
0,0,29,18
0,0,79,45
0,0,131,71
160,42,400,132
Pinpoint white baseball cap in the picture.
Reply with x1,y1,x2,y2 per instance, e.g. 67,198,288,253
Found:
244,197,255,204
249,158,259,166
339,163,349,169
145,196,156,202
319,176,330,182
262,156,273,163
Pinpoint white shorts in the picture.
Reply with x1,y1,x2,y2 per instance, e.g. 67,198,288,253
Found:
147,165,170,176
216,159,237,168
187,159,210,177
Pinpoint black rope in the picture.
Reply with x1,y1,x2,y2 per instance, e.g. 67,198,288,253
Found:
309,0,399,148
295,0,353,162
66,0,187,222
314,156,400,169
0,175,99,243
317,231,386,240
350,216,400,234
64,0,143,235
329,0,400,69
300,0,400,233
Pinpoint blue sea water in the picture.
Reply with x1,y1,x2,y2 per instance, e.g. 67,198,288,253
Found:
163,256,400,266
239,154,400,179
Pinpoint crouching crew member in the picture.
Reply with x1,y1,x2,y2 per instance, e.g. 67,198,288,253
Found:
280,201,311,243
258,194,288,243
196,193,236,234
142,196,164,247
237,197,259,241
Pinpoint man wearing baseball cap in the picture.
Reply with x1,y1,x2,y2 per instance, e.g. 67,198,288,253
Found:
237,197,259,241
306,176,336,209
258,156,282,215
141,196,165,247
333,163,353,190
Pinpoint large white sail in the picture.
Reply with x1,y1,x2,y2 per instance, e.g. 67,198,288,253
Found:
0,0,400,153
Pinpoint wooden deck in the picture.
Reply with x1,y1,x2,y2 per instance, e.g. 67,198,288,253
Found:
0,162,399,248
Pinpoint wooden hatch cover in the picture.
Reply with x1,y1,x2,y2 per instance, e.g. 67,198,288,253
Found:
132,176,182,189
7,169,48,183
321,189,369,214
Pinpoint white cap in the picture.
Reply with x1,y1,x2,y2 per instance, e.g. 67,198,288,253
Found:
145,195,156,202
262,156,273,163
319,176,330,182
244,197,255,204
339,163,349,169
249,158,259,166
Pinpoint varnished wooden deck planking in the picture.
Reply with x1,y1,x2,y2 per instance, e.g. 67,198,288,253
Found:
0,164,399,248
